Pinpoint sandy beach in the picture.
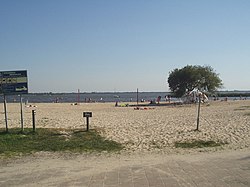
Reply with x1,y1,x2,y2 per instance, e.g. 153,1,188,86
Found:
1,100,250,154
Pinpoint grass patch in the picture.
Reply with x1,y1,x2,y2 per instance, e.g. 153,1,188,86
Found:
235,106,250,111
244,112,250,116
175,140,225,149
235,106,250,116
0,128,123,157
241,106,250,109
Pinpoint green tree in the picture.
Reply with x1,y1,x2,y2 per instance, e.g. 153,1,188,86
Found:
167,65,223,97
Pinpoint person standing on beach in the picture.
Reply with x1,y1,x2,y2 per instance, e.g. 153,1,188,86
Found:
157,96,161,104
165,95,171,103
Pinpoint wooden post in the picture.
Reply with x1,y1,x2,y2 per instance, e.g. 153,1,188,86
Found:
196,94,201,131
3,95,8,132
137,88,139,106
20,95,24,132
32,110,36,132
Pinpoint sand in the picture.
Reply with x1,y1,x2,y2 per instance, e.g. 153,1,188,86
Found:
1,100,250,186
1,100,250,154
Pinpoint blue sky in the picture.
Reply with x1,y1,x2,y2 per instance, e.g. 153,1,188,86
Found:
0,0,250,92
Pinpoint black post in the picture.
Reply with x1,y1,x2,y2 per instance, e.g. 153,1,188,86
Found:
86,117,89,131
196,94,201,131
3,95,8,132
32,110,36,132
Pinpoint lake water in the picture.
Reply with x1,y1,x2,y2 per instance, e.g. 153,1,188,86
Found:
0,92,172,103
0,92,248,103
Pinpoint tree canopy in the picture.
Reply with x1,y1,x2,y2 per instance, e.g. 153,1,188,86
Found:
167,65,223,97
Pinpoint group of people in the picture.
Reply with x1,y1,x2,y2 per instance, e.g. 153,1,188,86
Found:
148,95,171,104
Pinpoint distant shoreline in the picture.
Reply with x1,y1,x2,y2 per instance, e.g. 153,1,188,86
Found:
214,91,250,97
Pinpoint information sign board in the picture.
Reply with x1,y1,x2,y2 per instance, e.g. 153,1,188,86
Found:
83,112,92,118
0,70,28,95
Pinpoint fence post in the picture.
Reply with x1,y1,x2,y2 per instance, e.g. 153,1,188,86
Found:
32,110,36,132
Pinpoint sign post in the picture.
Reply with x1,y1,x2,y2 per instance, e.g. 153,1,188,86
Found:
83,112,92,131
0,70,28,132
